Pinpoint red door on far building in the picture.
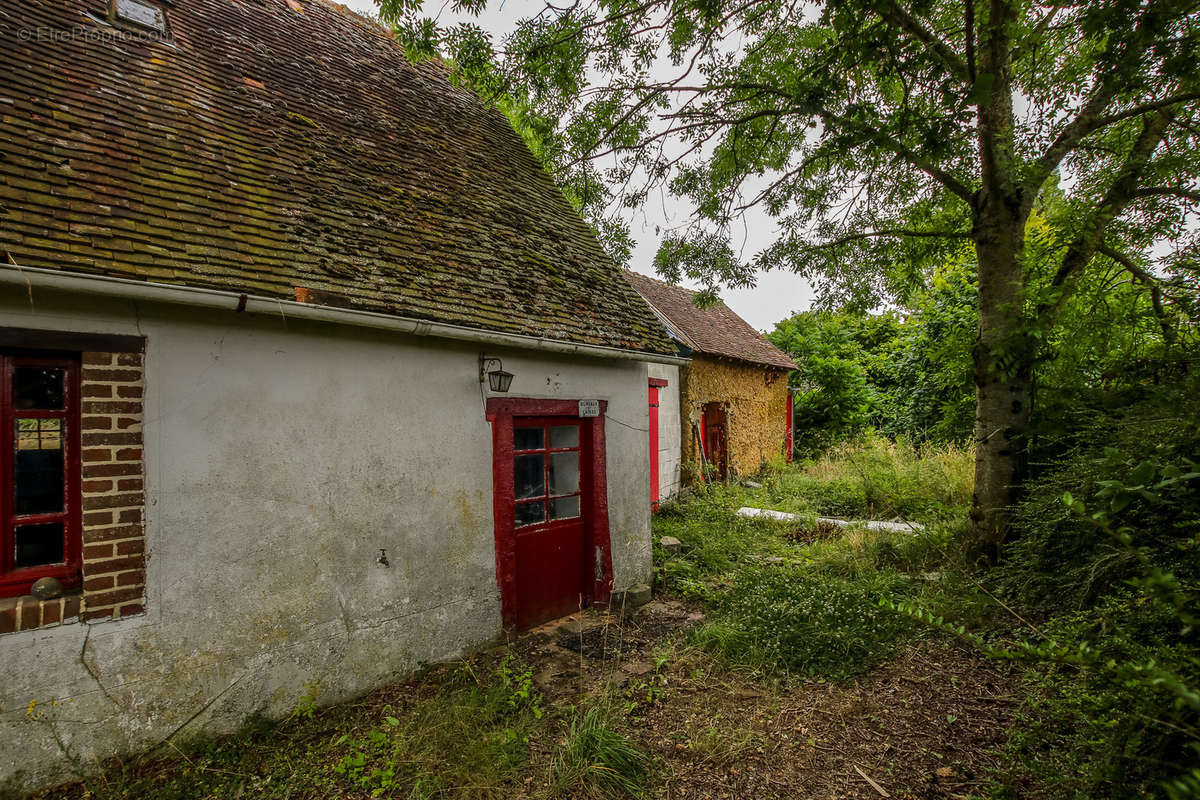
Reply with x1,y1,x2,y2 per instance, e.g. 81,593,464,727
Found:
511,417,588,628
702,402,728,479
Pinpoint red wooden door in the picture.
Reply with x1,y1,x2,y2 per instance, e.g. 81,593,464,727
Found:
512,418,587,628
785,392,794,464
702,402,728,480
648,384,660,510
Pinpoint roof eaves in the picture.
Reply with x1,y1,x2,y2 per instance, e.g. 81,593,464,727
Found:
702,350,797,371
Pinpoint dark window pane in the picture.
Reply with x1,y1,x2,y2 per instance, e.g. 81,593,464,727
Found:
550,496,580,521
549,452,580,495
14,522,65,568
548,425,579,449
514,454,545,500
514,427,543,451
515,501,546,527
15,419,65,514
14,368,65,410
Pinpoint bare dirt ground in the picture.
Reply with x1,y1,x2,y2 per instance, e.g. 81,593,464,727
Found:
515,596,1020,800
27,594,1020,800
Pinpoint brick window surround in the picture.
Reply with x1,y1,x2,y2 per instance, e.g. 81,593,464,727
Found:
0,346,146,635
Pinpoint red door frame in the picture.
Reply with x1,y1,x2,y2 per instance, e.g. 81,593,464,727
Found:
486,397,613,629
648,378,667,510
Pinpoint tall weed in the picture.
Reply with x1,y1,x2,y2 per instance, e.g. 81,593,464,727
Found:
546,703,651,799
751,435,973,522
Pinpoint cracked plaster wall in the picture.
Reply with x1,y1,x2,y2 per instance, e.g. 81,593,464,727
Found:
0,288,654,795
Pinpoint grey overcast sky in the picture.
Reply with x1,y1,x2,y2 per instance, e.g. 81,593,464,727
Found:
337,0,816,332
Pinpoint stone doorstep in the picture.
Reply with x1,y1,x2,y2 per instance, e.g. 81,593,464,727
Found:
608,583,652,612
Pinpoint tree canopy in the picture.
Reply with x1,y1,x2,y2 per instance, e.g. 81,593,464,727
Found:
380,0,1200,549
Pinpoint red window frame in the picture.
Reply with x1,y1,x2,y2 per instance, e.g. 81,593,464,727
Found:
0,352,82,598
513,417,584,528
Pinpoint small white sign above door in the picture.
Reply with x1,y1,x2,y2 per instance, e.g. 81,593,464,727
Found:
578,399,600,418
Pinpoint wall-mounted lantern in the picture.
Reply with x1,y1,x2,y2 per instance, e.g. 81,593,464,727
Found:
479,355,514,393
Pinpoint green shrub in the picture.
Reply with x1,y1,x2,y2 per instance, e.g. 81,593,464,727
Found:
791,356,872,454
1001,411,1200,612
979,381,1200,799
987,590,1199,799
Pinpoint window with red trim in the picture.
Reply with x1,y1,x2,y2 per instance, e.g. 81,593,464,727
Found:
0,352,82,598
512,420,582,527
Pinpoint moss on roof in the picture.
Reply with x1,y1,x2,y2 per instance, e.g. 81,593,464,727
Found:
0,0,675,356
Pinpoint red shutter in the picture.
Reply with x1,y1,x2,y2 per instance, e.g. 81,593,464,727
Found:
648,384,660,510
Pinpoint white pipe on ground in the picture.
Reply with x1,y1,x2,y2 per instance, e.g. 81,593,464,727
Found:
736,506,925,533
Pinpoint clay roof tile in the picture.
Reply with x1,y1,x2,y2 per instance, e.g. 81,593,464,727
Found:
0,0,674,356
624,271,796,370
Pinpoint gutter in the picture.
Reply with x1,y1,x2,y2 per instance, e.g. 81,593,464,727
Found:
0,265,690,366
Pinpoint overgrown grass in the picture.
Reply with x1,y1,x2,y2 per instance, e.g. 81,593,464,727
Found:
32,652,651,800
328,654,544,799
654,435,987,680
750,436,974,522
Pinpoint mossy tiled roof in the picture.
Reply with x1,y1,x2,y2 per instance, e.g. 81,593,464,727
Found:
0,0,675,356
624,271,796,370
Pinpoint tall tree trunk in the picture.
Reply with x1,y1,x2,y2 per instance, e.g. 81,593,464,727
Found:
969,0,1029,559
969,203,1031,558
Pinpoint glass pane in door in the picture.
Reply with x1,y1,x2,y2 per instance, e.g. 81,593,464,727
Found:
14,418,65,515
550,495,580,520
548,452,579,495
14,522,65,568
13,367,65,410
514,454,545,499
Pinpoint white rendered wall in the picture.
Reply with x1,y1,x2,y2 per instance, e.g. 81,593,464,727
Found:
647,362,682,501
0,287,654,794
